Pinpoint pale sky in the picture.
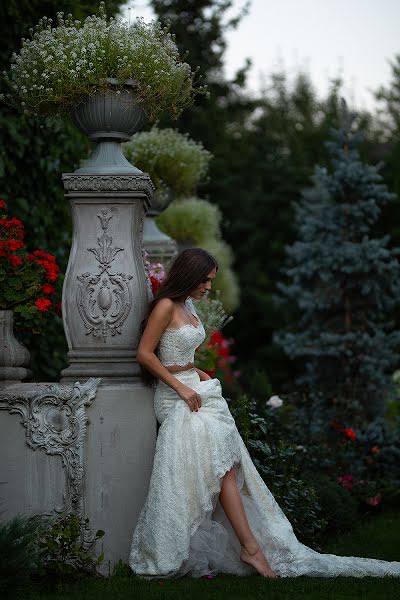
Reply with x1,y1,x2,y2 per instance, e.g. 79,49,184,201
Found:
122,0,400,111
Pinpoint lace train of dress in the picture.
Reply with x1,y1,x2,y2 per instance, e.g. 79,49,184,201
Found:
129,300,400,579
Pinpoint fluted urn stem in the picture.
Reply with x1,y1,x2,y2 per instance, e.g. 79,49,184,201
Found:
0,310,31,387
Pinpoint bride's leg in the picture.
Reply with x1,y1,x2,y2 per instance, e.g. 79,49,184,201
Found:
219,466,277,578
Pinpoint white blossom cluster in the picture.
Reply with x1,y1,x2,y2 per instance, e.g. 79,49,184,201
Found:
266,395,283,409
194,290,233,342
3,2,203,119
123,126,212,196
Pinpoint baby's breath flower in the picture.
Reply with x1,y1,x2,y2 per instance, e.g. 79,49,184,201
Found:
3,6,204,120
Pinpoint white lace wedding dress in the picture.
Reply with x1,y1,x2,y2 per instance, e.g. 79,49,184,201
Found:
129,298,400,579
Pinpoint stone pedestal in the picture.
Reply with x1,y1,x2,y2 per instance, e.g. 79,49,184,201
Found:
60,174,153,384
0,379,101,521
0,379,156,571
83,383,156,572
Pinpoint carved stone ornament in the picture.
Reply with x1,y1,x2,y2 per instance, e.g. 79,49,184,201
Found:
0,377,100,519
62,174,154,199
77,209,133,342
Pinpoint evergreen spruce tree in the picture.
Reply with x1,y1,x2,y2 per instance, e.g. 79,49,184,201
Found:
274,104,400,418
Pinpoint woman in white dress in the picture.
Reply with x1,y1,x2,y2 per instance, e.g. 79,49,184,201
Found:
129,248,400,579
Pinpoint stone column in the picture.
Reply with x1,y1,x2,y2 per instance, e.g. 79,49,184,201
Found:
58,172,157,569
60,174,153,384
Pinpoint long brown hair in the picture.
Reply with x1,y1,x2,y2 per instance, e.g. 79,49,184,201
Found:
140,248,218,386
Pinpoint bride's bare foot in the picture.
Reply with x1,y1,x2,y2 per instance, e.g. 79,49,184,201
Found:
240,542,278,578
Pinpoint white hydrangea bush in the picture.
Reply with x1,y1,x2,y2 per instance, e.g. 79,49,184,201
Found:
3,2,203,119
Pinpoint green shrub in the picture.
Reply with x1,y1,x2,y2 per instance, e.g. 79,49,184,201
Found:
311,475,359,531
157,198,240,311
0,514,46,596
229,394,328,547
157,197,221,244
200,239,240,313
39,513,105,583
123,127,212,196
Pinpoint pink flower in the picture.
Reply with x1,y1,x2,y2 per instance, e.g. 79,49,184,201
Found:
365,495,382,507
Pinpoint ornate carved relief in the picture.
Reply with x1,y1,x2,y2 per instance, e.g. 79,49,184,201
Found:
62,174,154,199
0,378,100,520
77,209,133,342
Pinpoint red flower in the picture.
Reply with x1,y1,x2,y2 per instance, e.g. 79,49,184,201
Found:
33,249,56,263
337,474,354,489
54,302,62,318
210,331,224,344
150,275,161,295
42,283,56,295
9,255,23,267
343,428,357,442
204,368,216,378
37,258,60,281
8,239,24,251
35,297,52,312
0,200,7,209
371,446,380,455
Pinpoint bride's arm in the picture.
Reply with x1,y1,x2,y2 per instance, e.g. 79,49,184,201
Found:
137,299,202,410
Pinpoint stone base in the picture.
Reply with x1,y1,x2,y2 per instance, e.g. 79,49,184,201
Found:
83,383,156,573
60,350,141,384
0,380,156,574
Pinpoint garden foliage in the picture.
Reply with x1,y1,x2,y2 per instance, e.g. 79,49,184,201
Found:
123,126,212,197
0,511,104,595
0,513,46,596
230,389,400,546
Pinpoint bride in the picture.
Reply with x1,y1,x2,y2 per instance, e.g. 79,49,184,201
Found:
129,248,400,579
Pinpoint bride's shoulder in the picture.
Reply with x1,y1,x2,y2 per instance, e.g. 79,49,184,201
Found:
149,298,175,324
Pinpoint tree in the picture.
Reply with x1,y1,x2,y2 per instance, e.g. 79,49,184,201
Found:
274,104,400,418
374,54,400,245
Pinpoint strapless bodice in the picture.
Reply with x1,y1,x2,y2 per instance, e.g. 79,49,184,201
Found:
157,298,205,367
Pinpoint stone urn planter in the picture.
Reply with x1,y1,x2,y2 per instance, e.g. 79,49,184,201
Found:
0,310,31,387
71,79,148,175
61,80,154,383
143,189,178,265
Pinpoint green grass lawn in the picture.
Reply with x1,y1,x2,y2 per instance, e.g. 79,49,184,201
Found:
16,509,400,600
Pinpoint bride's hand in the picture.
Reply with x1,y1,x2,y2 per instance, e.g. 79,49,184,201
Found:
177,383,202,412
196,368,212,381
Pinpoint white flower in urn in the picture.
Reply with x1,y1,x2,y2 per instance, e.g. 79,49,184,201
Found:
266,395,283,409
